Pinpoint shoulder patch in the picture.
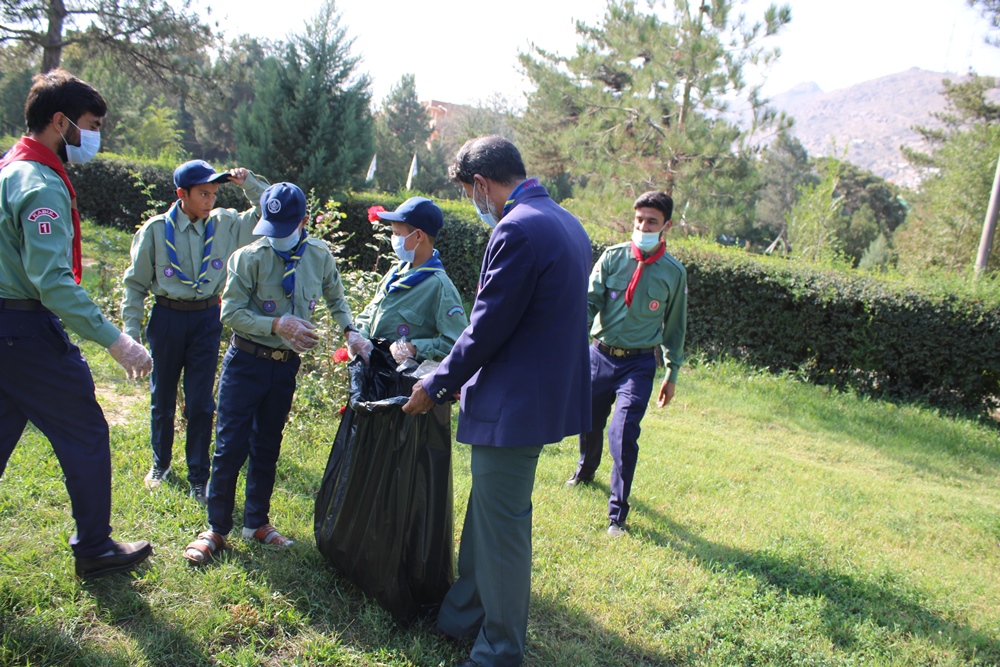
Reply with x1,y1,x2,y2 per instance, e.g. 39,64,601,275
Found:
28,207,59,222
447,306,465,317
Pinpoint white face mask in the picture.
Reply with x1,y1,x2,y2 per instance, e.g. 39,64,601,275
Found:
391,229,417,264
472,181,499,228
631,229,662,253
62,117,101,164
268,228,302,252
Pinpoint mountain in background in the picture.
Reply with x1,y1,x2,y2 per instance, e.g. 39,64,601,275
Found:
767,67,973,189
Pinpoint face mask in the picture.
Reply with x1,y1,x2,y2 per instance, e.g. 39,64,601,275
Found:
268,228,302,252
391,229,417,264
632,229,661,253
61,117,101,164
472,181,499,228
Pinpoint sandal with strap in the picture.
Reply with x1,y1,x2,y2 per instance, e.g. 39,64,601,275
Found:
242,524,294,548
183,531,226,564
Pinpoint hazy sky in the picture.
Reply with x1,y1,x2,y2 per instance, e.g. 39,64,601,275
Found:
197,0,999,105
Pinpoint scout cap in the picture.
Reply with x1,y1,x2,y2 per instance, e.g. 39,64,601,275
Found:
253,182,307,237
174,160,231,189
377,196,443,237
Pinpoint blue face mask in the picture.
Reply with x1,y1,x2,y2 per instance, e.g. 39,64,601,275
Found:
61,117,101,164
391,229,417,264
631,229,661,252
472,181,499,228
268,228,301,252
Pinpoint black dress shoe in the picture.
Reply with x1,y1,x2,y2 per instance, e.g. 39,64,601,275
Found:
565,472,593,487
75,540,153,579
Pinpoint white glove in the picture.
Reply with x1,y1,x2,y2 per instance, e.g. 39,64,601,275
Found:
346,330,373,363
273,313,320,353
108,332,152,379
390,340,416,365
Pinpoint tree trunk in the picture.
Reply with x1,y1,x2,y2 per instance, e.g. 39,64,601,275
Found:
41,0,67,73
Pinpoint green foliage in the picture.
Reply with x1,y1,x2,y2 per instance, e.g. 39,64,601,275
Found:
786,156,847,265
858,232,894,272
677,240,1000,416
0,45,34,135
755,130,816,245
517,0,791,237
234,1,373,202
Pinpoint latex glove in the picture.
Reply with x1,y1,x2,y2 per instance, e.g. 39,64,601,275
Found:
108,332,152,379
346,330,373,363
390,340,416,365
273,313,319,353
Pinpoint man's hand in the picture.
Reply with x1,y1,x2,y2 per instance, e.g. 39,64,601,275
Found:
657,379,675,408
228,167,249,186
402,379,435,415
390,340,416,364
108,332,153,380
273,314,320,352
346,330,373,363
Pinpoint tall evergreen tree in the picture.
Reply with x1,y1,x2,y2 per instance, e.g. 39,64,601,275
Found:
373,74,430,191
234,1,372,200
755,130,816,245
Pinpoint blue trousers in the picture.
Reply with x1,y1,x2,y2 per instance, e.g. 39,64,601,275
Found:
577,344,656,525
0,310,115,558
438,444,542,667
207,343,298,536
145,303,223,484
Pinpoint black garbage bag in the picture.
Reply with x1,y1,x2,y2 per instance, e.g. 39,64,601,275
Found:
314,340,454,624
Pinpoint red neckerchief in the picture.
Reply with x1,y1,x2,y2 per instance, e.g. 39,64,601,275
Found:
0,136,82,284
624,241,665,307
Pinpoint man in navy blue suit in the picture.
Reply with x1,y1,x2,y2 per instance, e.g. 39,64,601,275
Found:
403,136,592,667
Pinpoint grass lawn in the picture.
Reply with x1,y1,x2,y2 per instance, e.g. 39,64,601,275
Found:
1,223,999,666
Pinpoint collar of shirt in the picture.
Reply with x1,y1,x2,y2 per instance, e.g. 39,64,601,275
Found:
169,201,205,235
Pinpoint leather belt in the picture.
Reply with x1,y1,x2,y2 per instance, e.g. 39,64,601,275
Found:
155,295,220,311
231,334,295,362
0,298,50,312
594,339,655,358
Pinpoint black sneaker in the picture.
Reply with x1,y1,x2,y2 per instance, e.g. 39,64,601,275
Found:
75,540,153,579
143,465,170,489
607,520,627,537
189,482,207,505
565,472,593,487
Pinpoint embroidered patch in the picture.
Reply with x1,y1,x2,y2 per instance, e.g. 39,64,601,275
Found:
309,299,317,310
163,267,175,278
27,207,58,222
267,199,282,214
609,290,619,300
37,221,52,234
211,259,224,270
397,324,410,337
649,300,660,311
262,300,276,313
447,306,465,317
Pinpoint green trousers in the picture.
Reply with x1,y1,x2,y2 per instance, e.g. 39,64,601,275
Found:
438,444,543,667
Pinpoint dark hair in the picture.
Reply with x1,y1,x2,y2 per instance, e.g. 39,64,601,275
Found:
24,69,107,134
633,191,674,220
448,135,526,186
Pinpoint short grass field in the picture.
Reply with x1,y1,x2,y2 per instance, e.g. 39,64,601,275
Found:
2,222,1000,666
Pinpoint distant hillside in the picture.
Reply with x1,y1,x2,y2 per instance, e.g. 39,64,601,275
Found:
768,68,977,189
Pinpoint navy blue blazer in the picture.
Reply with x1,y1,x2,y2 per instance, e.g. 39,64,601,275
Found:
422,183,592,447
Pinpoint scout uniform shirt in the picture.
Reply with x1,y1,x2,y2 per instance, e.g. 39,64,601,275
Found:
588,242,688,382
0,160,120,347
221,236,353,350
120,172,269,340
354,255,468,361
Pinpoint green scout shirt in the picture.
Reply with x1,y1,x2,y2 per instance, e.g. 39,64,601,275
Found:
0,160,120,347
120,172,269,339
588,241,688,383
221,236,354,351
354,261,469,362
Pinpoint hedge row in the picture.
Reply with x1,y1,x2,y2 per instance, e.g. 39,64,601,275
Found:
28,153,1000,416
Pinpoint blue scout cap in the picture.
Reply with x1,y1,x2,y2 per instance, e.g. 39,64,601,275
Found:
253,182,307,237
173,160,231,189
377,197,444,237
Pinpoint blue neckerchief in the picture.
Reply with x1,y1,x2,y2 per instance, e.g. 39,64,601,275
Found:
164,201,214,294
271,232,309,313
501,178,541,218
381,249,445,296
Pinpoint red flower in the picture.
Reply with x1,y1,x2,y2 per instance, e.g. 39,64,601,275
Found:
367,205,386,222
332,347,350,363
339,405,347,415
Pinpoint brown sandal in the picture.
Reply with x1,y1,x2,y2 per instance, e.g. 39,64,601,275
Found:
243,524,294,548
183,531,226,564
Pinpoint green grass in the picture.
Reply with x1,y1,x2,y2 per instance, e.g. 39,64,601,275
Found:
2,221,999,665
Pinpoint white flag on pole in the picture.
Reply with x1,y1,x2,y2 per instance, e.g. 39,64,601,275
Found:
405,153,418,190
365,153,377,182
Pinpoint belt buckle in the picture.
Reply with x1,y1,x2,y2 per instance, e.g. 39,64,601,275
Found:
271,349,285,361
613,348,626,357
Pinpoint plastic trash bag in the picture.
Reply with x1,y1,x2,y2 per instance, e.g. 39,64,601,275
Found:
314,340,454,623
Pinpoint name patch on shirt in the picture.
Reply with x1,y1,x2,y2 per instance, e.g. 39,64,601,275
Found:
27,207,59,222
447,306,465,317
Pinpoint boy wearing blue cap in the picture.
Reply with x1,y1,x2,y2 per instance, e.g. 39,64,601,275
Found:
355,197,468,363
183,182,370,563
122,160,270,502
